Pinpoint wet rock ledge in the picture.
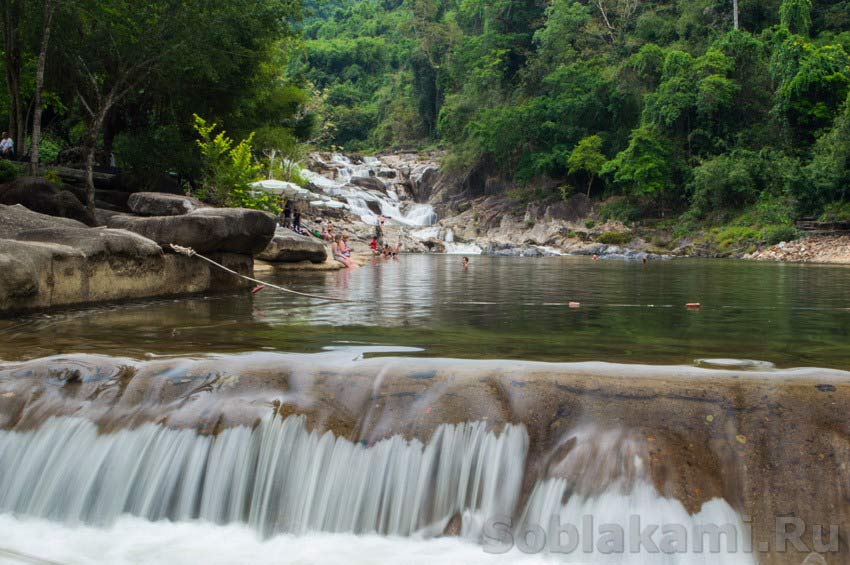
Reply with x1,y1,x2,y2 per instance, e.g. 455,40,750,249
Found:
0,182,278,315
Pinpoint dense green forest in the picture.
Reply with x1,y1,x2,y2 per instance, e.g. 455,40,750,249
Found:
2,0,849,232
298,0,850,234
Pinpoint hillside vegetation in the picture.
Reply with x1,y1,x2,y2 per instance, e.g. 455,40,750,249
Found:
300,0,850,233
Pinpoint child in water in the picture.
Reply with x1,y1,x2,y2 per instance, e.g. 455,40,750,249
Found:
462,257,469,269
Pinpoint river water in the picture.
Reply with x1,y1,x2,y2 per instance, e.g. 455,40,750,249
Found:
2,255,849,368
0,255,847,564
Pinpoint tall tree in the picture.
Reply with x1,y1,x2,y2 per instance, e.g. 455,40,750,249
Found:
28,0,54,173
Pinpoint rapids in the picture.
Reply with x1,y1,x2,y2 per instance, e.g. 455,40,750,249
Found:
0,351,845,563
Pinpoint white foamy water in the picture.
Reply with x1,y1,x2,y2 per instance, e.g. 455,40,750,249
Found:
410,227,484,255
0,415,527,538
519,479,754,564
0,514,549,565
515,427,756,565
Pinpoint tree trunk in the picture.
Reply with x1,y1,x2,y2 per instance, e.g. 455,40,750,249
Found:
84,140,97,215
587,174,594,199
2,0,23,153
29,0,54,174
732,0,739,30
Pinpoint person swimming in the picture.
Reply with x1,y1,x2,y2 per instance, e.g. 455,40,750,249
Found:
462,256,469,269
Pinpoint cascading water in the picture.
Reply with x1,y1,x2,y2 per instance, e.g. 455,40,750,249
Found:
304,154,437,227
513,427,755,564
0,414,528,539
411,227,483,254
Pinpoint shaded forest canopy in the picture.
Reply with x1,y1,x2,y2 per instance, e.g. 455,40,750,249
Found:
2,0,849,226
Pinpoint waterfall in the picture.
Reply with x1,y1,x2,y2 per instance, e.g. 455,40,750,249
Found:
303,153,437,227
411,227,483,254
0,415,528,538
511,427,756,564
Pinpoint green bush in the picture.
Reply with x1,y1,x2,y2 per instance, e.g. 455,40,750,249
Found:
763,224,798,245
598,198,643,223
597,231,633,245
819,201,850,222
43,169,63,185
706,226,760,252
192,115,278,213
0,160,20,183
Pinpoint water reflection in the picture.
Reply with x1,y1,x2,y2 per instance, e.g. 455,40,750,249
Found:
1,256,850,367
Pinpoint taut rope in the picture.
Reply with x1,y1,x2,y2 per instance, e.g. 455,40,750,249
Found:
169,244,360,303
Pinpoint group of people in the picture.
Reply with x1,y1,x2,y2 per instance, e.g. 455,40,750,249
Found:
0,132,14,160
331,233,359,269
371,216,399,258
280,200,304,234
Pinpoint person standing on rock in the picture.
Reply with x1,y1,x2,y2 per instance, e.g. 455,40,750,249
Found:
293,206,302,234
282,201,292,229
375,216,385,246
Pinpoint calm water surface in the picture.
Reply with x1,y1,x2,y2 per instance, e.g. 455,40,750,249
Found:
2,255,849,368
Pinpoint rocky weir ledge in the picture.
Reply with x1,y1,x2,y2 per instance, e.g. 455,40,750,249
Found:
0,179,284,316
0,351,846,564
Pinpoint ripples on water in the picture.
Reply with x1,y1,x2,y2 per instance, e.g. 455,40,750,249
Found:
1,255,849,367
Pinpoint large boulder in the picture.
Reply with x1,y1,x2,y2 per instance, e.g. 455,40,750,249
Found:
0,204,87,239
106,207,275,255
258,232,328,263
128,192,207,216
0,226,254,314
0,177,95,226
410,164,440,202
15,226,163,259
349,176,387,193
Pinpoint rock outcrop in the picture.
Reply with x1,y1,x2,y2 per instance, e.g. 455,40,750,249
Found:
128,192,207,216
0,203,265,315
349,176,387,193
106,207,276,255
258,231,328,263
0,204,87,239
0,177,95,226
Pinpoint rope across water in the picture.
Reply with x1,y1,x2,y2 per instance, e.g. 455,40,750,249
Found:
169,244,364,303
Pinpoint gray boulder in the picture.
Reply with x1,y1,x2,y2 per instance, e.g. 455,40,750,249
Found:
410,164,439,202
258,232,328,263
106,207,276,255
0,204,87,239
15,226,163,259
349,176,386,193
128,192,207,216
0,177,95,226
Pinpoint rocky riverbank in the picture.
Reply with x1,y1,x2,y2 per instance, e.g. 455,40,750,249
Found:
745,234,850,264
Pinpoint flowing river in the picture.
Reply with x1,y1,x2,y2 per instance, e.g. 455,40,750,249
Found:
0,256,848,564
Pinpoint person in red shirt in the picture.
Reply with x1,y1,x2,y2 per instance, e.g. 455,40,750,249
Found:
370,237,378,254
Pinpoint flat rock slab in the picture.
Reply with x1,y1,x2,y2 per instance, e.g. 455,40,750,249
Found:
0,204,86,239
106,207,276,255
0,234,253,314
15,226,163,259
257,232,328,263
128,192,208,216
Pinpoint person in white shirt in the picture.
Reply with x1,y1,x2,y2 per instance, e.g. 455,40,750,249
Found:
0,132,14,159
